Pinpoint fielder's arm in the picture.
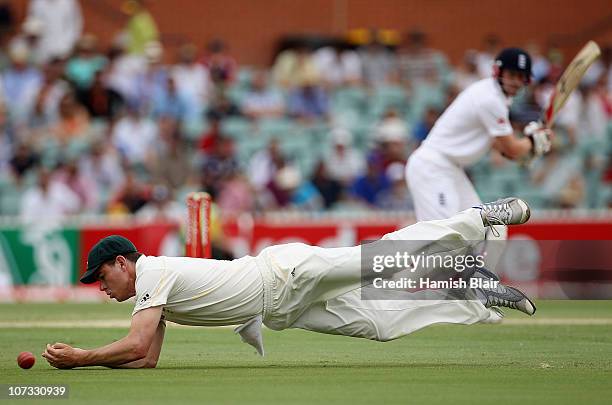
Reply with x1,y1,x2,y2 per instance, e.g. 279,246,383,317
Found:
111,316,166,369
43,306,163,369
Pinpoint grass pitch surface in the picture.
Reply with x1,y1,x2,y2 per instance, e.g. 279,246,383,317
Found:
1,301,611,404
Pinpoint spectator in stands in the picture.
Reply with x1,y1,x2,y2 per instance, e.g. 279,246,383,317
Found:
200,136,239,198
198,115,222,155
51,91,91,144
54,159,97,213
376,162,413,210
287,73,329,121
217,168,255,218
350,154,391,206
26,0,83,62
136,184,184,223
526,41,551,83
242,70,285,119
312,42,362,88
373,112,409,167
453,49,480,91
324,128,365,186
580,78,610,143
397,29,451,88
201,39,237,86
20,165,81,221
9,17,44,66
80,68,124,119
8,142,38,183
151,74,188,121
104,37,148,103
30,57,70,127
65,34,107,92
122,0,159,56
359,33,398,87
532,149,585,208
171,43,212,121
412,107,440,144
311,161,342,209
78,140,125,211
1,41,42,130
151,118,191,190
111,100,158,166
248,138,284,191
272,44,319,89
475,33,502,79
134,41,168,115
268,164,323,210
206,89,241,121
107,168,150,215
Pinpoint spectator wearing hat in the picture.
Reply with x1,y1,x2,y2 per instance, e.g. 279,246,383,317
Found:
324,128,365,186
373,113,409,168
1,41,42,129
26,0,83,62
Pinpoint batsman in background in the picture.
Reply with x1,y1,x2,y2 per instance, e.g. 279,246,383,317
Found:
406,48,553,271
42,198,535,369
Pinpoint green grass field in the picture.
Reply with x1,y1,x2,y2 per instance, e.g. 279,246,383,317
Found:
1,301,611,404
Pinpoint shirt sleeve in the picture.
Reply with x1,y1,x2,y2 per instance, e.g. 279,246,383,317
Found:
474,97,513,137
132,266,179,316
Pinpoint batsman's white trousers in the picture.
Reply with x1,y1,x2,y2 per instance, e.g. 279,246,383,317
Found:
406,146,507,270
255,208,492,341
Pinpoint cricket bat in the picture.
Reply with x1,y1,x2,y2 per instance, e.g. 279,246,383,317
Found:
543,40,601,127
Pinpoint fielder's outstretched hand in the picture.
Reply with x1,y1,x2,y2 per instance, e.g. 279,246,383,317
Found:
42,342,86,369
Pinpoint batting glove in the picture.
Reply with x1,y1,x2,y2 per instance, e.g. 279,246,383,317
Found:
524,121,552,157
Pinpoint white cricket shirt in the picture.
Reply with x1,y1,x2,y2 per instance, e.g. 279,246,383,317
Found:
422,78,513,167
132,255,263,326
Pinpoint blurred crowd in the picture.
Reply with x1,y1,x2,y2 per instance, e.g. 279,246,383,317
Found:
0,0,611,224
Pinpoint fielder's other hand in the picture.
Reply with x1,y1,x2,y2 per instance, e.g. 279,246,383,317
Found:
42,342,85,369
524,121,553,156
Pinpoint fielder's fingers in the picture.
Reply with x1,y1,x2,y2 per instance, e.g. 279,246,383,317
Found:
45,345,60,360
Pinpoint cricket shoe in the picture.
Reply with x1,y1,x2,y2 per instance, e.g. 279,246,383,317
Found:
475,197,531,230
475,283,536,316
471,267,505,324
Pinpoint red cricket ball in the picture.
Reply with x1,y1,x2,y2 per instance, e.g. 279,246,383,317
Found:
17,351,36,369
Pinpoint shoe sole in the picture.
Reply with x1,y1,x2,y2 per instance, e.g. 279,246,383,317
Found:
514,198,531,224
507,286,537,316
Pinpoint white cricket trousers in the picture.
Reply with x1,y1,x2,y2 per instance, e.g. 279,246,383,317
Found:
406,145,507,270
254,208,492,342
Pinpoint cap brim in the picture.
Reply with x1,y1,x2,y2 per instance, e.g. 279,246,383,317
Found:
79,267,100,284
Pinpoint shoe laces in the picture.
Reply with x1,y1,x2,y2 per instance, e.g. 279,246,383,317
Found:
488,295,518,310
481,202,510,237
